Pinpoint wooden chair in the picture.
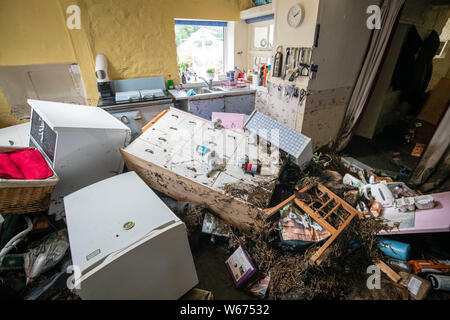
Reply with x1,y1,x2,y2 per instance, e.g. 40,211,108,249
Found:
264,183,361,265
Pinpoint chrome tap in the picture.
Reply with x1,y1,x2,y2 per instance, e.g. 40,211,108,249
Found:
199,77,213,90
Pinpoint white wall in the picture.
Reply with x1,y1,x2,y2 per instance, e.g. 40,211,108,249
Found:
273,0,320,48
234,20,249,71
308,0,378,91
254,0,376,150
356,24,409,139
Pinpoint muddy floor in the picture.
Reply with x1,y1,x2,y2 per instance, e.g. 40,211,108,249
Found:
189,232,450,300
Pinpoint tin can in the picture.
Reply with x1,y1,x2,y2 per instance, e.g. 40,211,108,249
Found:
243,163,259,174
427,274,450,291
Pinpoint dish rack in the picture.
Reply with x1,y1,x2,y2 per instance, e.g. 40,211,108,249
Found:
220,79,251,90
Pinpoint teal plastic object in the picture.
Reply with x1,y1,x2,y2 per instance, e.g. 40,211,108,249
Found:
186,89,196,96
377,237,411,261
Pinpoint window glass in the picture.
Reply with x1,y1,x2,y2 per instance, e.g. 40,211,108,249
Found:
175,24,224,79
254,26,268,48
269,24,274,48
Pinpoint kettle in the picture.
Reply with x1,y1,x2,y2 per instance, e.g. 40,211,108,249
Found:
361,176,395,207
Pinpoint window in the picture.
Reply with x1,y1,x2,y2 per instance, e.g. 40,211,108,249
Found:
247,19,274,73
253,23,274,49
175,20,231,81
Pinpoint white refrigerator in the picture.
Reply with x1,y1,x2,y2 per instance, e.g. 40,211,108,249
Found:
27,99,131,219
64,171,198,300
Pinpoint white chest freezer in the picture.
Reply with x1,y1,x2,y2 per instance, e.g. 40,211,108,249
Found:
64,171,198,300
27,99,131,219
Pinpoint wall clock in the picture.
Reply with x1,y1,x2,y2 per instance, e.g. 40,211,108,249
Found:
287,4,304,28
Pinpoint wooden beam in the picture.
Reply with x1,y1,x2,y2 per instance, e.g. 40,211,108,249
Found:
376,261,402,283
142,109,168,132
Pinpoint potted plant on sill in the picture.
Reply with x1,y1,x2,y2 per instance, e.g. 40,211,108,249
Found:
206,68,215,81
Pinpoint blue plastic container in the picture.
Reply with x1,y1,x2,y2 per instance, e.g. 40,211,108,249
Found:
377,237,411,261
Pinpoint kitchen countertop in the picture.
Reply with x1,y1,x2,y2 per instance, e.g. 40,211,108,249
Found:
169,85,258,101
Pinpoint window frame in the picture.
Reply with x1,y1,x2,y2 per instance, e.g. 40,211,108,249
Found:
247,19,274,73
174,19,234,78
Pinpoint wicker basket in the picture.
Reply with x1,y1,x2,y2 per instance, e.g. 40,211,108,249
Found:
0,147,59,214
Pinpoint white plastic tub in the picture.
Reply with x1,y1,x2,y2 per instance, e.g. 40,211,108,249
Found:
415,195,435,210
395,197,415,212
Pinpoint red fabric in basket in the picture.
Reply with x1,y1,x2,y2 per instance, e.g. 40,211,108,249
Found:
9,148,53,180
0,153,25,179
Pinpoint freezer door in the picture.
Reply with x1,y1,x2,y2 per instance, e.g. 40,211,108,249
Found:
64,172,181,274
75,221,198,300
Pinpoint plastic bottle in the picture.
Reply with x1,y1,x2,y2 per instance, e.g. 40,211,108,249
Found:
196,145,210,155
377,237,411,261
386,258,411,272
259,65,265,86
263,66,269,87
167,74,175,90
370,201,383,218
343,173,365,188
242,162,260,174
206,150,223,177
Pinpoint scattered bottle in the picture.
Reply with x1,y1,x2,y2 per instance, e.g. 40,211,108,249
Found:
370,201,382,218
167,74,175,90
386,258,411,272
196,145,210,155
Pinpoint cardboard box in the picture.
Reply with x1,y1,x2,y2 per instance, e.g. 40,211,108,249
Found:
225,246,256,287
399,271,431,300
202,212,230,237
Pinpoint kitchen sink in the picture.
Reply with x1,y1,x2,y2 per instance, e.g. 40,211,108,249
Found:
210,87,226,92
184,86,226,95
196,87,213,94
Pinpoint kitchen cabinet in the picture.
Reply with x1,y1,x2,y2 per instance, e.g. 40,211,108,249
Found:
188,93,255,120
224,93,255,115
189,98,225,120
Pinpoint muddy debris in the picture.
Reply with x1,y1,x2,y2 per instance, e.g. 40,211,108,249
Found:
223,181,274,208
182,152,402,300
